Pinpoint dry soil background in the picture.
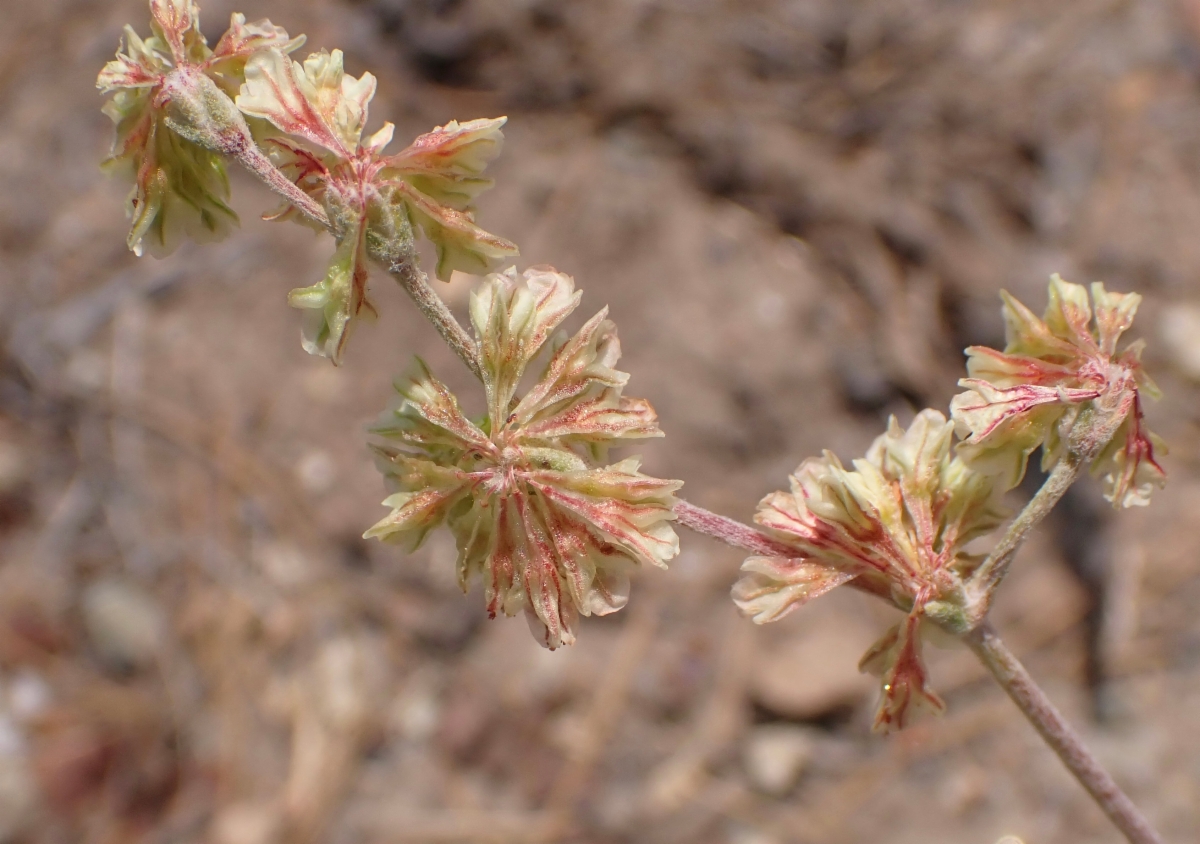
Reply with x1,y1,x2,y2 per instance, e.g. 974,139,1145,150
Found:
0,0,1199,842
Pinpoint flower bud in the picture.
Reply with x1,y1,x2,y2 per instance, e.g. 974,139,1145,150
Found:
159,67,252,157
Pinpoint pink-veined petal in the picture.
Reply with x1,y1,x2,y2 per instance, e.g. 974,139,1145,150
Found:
1091,398,1167,508
1089,282,1142,357
238,48,374,157
513,491,578,650
149,0,205,64
469,266,580,416
373,358,493,456
528,461,680,570
950,379,1094,444
963,345,1077,389
390,180,518,280
998,289,1077,360
362,458,465,552
97,42,161,92
286,221,372,364
520,391,661,443
731,556,854,624
383,116,507,210
1044,273,1096,350
209,13,304,69
512,311,627,428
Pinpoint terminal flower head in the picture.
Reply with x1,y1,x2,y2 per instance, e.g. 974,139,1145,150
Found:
97,0,302,256
366,267,679,649
237,47,517,361
733,410,1004,732
951,274,1165,507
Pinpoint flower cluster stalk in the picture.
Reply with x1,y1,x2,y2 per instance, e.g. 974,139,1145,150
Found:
967,624,1164,844
965,451,1082,621
679,507,1163,844
387,261,483,381
673,499,799,557
231,142,331,229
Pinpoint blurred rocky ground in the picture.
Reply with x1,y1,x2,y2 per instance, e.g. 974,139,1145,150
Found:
0,0,1199,841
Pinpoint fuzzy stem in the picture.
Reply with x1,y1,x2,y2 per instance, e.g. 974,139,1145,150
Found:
237,140,481,379
967,451,1082,619
967,624,1163,844
389,262,483,381
673,499,798,557
230,143,331,231
160,69,331,231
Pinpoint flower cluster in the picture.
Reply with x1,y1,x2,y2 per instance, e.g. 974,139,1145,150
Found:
366,267,680,649
733,410,1005,732
237,50,517,361
99,0,517,363
97,0,302,256
734,275,1168,732
951,274,1164,507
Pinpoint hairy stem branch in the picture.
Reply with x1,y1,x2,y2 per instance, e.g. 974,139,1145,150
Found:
673,500,891,601
967,451,1082,619
230,142,331,231
673,500,797,557
967,624,1163,844
389,262,483,381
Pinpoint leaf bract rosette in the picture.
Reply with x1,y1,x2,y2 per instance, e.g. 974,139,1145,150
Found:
236,47,518,362
733,410,1004,732
366,267,680,649
951,274,1165,507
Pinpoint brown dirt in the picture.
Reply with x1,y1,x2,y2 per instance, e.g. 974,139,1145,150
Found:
0,0,1199,842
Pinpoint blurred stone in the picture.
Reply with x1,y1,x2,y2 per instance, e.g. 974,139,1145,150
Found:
212,802,282,844
7,671,50,722
391,680,439,743
937,762,990,815
749,617,875,720
300,365,346,405
1160,303,1200,381
0,444,27,497
594,781,641,834
728,824,782,844
0,714,34,843
81,578,165,671
63,348,108,394
314,636,378,731
296,449,336,495
252,540,316,589
742,724,815,795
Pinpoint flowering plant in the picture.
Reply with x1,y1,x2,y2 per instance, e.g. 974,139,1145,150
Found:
96,3,1168,842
